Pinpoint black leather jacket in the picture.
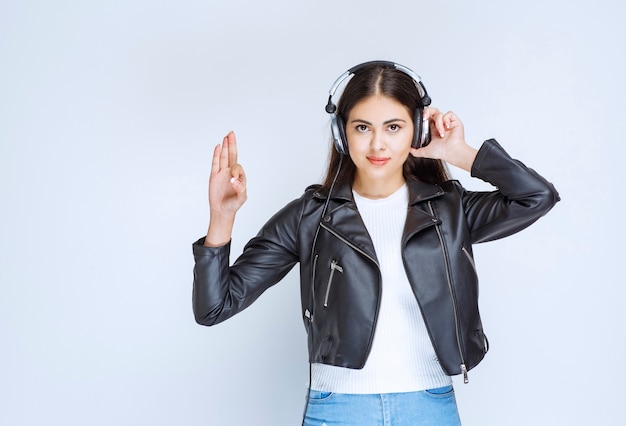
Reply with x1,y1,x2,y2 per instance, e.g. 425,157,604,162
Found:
192,139,559,380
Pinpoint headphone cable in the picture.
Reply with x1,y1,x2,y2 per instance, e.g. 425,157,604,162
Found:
302,153,343,425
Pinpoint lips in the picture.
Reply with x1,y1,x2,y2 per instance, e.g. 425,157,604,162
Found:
367,156,390,166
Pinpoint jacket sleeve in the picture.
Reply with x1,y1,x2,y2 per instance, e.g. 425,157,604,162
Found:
462,139,560,244
192,196,305,326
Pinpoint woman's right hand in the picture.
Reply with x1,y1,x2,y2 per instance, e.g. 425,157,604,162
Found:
204,131,247,246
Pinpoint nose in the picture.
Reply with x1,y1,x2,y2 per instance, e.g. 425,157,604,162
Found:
370,130,386,151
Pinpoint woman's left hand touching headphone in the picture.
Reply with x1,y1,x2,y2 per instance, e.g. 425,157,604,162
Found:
410,107,478,172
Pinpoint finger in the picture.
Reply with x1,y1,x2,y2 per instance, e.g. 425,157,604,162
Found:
230,164,246,192
230,163,244,181
443,111,456,129
434,111,445,138
227,131,238,167
219,133,230,170
423,107,439,121
211,143,222,175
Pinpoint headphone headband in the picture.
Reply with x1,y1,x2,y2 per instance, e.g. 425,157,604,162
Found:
326,61,432,155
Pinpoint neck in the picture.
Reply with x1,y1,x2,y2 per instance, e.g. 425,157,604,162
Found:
352,176,405,199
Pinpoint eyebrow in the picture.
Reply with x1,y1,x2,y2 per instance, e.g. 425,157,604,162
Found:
349,118,407,125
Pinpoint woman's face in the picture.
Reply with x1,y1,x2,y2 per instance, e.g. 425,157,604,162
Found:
345,94,414,197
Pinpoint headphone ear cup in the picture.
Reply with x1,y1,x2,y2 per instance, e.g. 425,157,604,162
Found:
337,116,347,154
412,108,422,149
331,113,348,155
412,107,431,149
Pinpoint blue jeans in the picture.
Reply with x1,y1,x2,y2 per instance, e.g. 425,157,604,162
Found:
303,386,462,425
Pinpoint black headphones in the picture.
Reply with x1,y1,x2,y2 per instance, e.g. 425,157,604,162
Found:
325,60,432,155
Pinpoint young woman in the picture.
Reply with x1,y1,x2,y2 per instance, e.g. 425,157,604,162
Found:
192,61,559,425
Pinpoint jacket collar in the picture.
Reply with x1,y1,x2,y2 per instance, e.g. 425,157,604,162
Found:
314,178,445,205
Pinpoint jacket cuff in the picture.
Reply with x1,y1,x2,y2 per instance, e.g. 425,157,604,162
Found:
192,237,231,257
470,138,502,178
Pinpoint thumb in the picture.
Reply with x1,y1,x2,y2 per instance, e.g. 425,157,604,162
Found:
410,145,436,159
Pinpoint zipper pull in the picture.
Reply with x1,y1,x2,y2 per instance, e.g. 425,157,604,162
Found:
461,364,469,384
331,260,344,273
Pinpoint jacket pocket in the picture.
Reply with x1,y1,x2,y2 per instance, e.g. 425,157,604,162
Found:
323,259,343,308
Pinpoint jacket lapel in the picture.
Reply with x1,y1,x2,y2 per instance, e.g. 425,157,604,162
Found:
314,182,376,261
403,179,445,244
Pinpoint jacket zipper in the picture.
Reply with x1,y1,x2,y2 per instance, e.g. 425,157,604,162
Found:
319,223,379,266
428,201,469,384
307,254,319,320
323,260,343,308
461,246,477,275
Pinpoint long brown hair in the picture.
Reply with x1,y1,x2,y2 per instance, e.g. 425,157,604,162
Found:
320,64,450,192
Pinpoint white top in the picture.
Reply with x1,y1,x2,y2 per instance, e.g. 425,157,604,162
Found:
310,184,451,394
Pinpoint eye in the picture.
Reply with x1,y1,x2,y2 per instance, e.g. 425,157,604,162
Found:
355,124,369,133
388,123,401,132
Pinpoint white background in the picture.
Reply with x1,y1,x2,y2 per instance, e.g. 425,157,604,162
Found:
1,0,624,425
